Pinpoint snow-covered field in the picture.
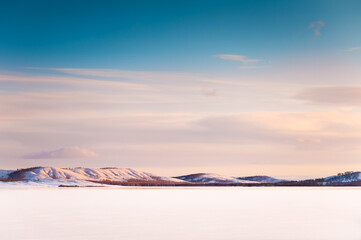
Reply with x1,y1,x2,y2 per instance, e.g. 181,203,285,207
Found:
0,187,360,240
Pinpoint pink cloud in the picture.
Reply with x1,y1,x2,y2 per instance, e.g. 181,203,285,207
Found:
308,21,324,36
201,88,217,97
23,146,98,159
297,138,321,144
295,86,361,105
239,65,268,69
216,54,260,64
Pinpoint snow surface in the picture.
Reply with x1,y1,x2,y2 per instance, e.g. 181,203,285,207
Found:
0,179,105,188
1,188,361,240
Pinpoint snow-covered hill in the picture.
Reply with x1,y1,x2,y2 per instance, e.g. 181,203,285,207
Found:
322,171,361,183
1,167,360,187
237,175,286,183
5,167,183,185
175,173,257,184
0,170,14,179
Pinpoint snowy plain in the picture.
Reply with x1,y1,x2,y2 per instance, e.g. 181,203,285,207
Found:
0,187,360,240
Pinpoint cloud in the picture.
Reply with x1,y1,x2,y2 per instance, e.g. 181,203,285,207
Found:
297,138,321,144
2,66,361,172
216,54,260,64
201,89,217,97
308,21,325,36
0,73,150,90
239,65,268,69
344,46,361,52
22,146,98,159
4,111,361,171
20,68,251,87
295,86,361,106
47,68,207,82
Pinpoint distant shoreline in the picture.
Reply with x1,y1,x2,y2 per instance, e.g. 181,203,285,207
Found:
1,167,360,187
85,179,361,187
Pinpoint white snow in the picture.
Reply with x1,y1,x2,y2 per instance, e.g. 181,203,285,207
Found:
1,188,361,240
0,179,106,188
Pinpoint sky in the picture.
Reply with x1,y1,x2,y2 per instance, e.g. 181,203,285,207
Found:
1,0,361,178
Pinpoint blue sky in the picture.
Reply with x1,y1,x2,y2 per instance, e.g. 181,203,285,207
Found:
1,0,360,72
1,0,361,178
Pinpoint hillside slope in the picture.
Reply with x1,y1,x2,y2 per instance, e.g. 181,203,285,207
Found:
7,167,183,183
237,175,286,183
0,170,14,179
322,171,361,183
175,173,257,184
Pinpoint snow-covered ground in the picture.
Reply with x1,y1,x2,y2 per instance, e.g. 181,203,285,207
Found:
0,187,360,240
0,179,106,188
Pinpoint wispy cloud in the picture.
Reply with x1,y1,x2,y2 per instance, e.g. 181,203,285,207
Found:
20,68,262,87
201,88,217,97
308,21,325,36
0,72,150,90
216,54,260,64
239,65,268,70
344,46,361,52
22,146,98,159
297,138,321,144
295,86,361,105
49,68,202,81
4,109,361,170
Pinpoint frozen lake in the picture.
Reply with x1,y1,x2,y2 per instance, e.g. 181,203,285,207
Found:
1,187,360,240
